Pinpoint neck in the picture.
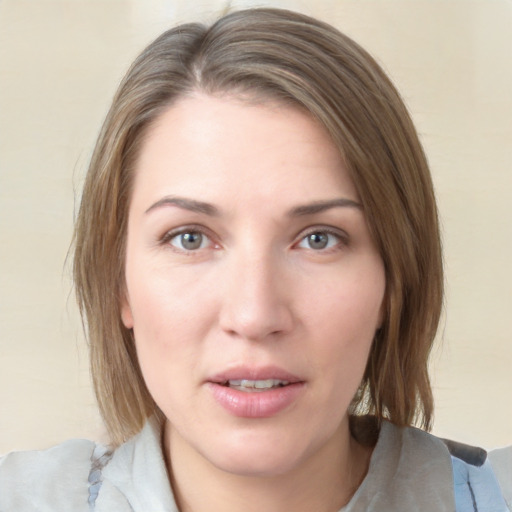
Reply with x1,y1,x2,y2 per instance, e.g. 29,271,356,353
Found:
163,420,372,512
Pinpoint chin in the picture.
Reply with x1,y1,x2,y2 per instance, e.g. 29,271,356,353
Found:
212,449,303,478
199,430,310,478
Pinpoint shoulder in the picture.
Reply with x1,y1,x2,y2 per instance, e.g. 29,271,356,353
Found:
0,438,100,512
363,420,510,512
0,418,176,512
387,421,454,480
442,437,510,512
489,445,512,511
350,420,455,511
406,426,510,512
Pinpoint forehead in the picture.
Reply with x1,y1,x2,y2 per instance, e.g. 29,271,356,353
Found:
131,93,359,211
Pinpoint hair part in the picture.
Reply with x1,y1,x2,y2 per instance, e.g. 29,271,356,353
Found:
73,8,443,446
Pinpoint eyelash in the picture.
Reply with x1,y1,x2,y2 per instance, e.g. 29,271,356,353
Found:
159,226,349,254
294,227,349,252
160,225,218,253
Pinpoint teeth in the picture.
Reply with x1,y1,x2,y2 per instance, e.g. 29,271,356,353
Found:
227,379,289,392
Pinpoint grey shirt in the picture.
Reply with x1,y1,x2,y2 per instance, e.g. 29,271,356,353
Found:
1,417,510,511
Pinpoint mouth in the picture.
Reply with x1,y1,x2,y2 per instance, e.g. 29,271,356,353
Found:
207,367,304,417
220,379,290,392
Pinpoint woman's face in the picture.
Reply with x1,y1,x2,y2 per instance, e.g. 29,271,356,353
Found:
121,94,385,477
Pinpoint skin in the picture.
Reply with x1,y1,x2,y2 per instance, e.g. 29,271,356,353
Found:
121,93,386,512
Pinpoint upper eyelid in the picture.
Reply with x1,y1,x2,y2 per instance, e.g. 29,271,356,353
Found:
295,225,349,241
160,225,216,244
161,224,210,236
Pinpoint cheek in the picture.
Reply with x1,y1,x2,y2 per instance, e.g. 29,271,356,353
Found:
314,268,384,332
125,258,200,332
123,264,215,400
129,283,195,412
307,267,384,373
128,278,198,356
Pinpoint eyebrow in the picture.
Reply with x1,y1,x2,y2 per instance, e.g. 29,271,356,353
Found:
288,198,362,216
145,195,362,217
145,196,219,216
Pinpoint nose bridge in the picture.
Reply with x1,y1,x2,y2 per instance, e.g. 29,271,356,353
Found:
219,240,292,340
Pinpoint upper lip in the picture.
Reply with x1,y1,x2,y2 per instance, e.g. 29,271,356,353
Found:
207,365,303,384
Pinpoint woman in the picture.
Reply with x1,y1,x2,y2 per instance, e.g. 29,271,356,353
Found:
0,7,510,512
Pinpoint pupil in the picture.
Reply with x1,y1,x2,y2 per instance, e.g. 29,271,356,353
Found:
309,232,328,249
181,232,202,250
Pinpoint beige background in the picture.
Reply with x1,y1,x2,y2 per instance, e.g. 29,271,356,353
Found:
0,0,511,454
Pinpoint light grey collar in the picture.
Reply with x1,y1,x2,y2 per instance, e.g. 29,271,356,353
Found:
98,417,178,511
341,421,454,511
96,417,454,512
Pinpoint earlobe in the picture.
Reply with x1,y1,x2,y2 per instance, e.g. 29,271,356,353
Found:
120,294,134,329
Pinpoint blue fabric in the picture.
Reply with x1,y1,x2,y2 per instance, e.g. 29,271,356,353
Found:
452,456,508,512
87,444,112,510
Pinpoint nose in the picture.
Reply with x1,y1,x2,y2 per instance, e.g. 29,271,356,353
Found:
218,249,294,341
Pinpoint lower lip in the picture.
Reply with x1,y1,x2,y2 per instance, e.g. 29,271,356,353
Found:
207,382,304,418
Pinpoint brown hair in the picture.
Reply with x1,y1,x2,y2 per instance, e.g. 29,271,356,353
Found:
74,7,443,446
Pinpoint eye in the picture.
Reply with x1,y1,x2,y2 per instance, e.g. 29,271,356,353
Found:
296,230,344,251
167,230,211,251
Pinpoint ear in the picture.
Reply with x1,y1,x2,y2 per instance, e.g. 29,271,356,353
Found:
120,292,134,329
